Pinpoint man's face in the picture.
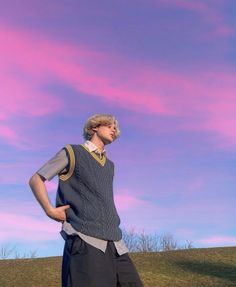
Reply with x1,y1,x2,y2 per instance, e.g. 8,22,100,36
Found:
95,123,117,144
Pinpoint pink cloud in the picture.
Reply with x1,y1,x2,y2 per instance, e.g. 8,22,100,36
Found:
0,28,63,119
1,195,233,247
114,192,145,211
0,124,18,143
0,24,170,147
199,236,236,246
122,66,236,148
0,23,236,150
0,212,59,242
0,195,144,242
0,200,62,242
179,71,236,149
115,185,234,236
0,24,176,117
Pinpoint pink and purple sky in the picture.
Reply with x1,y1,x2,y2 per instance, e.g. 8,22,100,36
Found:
1,0,236,257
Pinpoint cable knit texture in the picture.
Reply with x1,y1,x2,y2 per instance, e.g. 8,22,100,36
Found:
56,144,122,241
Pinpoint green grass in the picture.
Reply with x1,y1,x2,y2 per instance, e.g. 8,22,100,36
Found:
0,247,236,286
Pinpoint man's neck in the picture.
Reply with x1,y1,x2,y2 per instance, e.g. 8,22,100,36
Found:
90,138,105,151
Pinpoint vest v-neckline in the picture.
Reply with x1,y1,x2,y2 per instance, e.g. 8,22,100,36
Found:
80,144,107,167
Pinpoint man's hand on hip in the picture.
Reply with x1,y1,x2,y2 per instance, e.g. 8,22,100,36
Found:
46,205,70,222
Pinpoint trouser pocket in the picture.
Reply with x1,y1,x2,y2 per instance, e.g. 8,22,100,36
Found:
67,235,87,256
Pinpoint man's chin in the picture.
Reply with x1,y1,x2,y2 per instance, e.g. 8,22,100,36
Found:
104,138,113,145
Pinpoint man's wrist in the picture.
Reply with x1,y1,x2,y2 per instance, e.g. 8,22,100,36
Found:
45,205,55,216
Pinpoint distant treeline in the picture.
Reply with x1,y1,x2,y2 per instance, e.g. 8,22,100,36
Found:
122,227,194,252
0,228,194,259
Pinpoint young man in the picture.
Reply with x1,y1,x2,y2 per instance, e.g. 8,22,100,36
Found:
29,114,144,287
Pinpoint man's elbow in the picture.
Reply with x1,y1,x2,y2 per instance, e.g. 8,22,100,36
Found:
29,173,37,187
29,173,44,187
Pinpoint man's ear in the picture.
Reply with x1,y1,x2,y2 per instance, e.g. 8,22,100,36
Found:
92,126,98,133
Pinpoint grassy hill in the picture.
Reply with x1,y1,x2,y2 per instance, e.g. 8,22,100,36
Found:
0,246,236,287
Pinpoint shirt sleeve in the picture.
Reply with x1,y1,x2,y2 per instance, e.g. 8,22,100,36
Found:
36,148,69,181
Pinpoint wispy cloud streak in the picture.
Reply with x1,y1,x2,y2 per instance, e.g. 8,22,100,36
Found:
156,0,233,37
199,236,236,246
1,23,236,149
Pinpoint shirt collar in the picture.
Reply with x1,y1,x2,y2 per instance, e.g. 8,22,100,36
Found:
84,140,106,155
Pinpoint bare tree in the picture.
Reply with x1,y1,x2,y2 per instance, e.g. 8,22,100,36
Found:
122,227,160,252
122,228,184,252
122,227,139,252
0,244,16,259
28,250,38,258
184,239,194,249
159,233,178,251
0,244,38,259
137,229,160,252
14,249,38,259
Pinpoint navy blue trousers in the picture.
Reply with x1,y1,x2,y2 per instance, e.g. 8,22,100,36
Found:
62,235,144,287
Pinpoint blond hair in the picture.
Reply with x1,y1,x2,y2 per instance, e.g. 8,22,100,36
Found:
83,114,121,140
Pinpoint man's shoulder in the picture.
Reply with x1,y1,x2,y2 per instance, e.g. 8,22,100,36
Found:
63,144,83,151
107,157,115,166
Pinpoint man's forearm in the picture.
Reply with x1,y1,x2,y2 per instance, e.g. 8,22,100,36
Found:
29,173,70,222
29,173,54,215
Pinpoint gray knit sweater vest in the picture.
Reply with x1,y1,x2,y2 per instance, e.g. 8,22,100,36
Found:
56,144,122,241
